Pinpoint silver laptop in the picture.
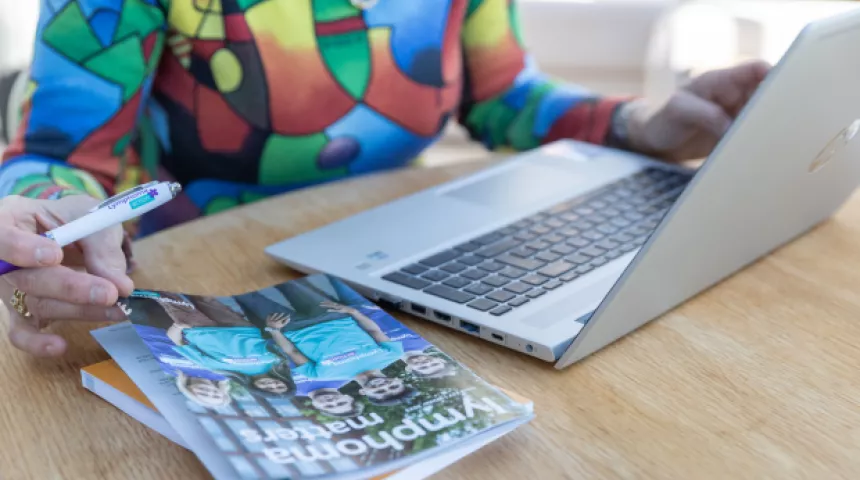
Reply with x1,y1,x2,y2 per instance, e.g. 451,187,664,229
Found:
266,10,860,370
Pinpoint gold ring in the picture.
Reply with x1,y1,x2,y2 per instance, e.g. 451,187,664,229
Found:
10,288,31,318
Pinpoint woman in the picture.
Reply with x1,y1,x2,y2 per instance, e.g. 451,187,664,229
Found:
0,0,769,357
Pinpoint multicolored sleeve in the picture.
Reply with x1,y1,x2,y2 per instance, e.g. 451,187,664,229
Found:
0,0,167,200
458,0,630,151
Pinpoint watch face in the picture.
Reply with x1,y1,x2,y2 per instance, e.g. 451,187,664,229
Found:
350,0,379,9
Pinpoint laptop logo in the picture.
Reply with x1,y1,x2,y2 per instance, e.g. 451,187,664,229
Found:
809,119,860,173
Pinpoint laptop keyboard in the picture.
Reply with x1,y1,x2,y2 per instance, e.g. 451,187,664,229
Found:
382,167,692,317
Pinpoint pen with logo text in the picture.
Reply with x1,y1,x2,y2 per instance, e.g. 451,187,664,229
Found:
0,181,182,276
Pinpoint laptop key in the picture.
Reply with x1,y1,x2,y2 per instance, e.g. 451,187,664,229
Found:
424,285,475,304
443,276,471,289
504,282,531,295
544,218,565,229
535,251,561,263
475,239,521,258
525,240,550,251
538,260,576,277
473,231,504,245
566,253,592,265
526,289,547,299
460,255,483,266
478,261,505,272
496,253,545,272
612,232,634,243
514,231,537,241
482,276,510,288
605,249,624,260
596,239,620,250
542,233,566,244
487,290,515,303
499,266,526,279
560,271,579,282
422,270,449,282
550,244,575,255
559,228,580,238
467,298,498,312
461,269,489,281
619,243,638,253
588,214,608,224
456,242,482,252
511,219,533,229
509,297,530,307
624,211,645,222
465,283,493,295
529,224,551,235
543,279,563,290
591,257,608,267
509,247,535,258
490,305,513,316
420,250,462,267
579,246,606,257
566,237,590,248
521,274,549,286
402,264,428,275
610,217,631,228
575,264,594,275
440,262,468,274
582,230,604,241
382,272,431,290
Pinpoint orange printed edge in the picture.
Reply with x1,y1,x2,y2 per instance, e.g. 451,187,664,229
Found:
82,359,157,410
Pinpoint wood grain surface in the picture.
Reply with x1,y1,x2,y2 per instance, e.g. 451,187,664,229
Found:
2,160,860,479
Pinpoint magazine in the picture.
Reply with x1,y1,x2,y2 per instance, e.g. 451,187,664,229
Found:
80,357,524,480
109,274,534,480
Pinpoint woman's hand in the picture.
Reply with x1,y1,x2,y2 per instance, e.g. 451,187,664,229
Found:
0,195,134,357
266,312,290,330
624,60,771,162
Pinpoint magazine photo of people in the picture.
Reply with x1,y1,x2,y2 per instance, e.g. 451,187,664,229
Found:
121,274,533,480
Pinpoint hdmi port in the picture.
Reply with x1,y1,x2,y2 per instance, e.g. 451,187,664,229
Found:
433,311,451,322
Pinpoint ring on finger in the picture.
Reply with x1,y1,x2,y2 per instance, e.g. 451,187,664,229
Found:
10,288,31,318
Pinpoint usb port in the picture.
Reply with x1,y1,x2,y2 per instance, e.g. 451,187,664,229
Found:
410,303,427,315
433,311,451,322
377,297,401,310
460,321,480,334
491,333,504,342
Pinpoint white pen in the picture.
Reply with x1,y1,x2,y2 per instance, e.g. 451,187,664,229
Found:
0,180,182,275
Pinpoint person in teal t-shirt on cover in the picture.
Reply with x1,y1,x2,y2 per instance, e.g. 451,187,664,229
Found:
271,300,404,382
165,295,296,400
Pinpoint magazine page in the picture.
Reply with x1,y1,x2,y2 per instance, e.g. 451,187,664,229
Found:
119,274,533,480
91,322,238,479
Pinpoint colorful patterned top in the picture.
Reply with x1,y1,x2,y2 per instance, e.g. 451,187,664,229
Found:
1,0,626,236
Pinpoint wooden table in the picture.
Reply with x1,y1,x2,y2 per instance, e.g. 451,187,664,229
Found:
3,160,860,479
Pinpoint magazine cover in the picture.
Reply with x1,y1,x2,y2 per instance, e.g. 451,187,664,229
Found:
119,274,533,479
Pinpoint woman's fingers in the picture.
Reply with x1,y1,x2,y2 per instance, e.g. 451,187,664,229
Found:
3,301,67,357
79,225,134,297
25,297,126,323
0,225,63,268
5,266,121,307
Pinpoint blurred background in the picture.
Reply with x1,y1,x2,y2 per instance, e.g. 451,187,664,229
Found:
0,0,857,164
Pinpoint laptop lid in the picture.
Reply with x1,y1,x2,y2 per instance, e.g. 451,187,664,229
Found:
556,9,860,369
